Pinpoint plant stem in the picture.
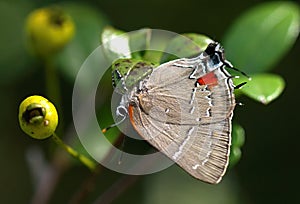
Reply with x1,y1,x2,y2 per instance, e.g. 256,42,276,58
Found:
44,57,61,106
44,57,66,135
51,133,98,171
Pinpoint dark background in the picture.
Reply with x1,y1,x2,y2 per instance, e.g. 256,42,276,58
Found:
1,0,299,203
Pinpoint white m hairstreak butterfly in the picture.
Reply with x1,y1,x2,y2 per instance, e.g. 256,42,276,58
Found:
111,42,238,184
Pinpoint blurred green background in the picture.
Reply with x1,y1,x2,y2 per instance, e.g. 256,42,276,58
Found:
1,0,300,203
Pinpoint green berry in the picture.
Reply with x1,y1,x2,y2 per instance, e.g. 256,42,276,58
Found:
25,6,75,58
18,95,58,139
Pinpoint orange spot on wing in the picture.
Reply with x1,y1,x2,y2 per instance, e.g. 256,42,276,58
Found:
197,72,218,87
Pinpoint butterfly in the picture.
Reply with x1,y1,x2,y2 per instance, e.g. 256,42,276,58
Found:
110,42,240,184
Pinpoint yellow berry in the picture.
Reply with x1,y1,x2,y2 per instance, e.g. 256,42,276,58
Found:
25,6,75,58
18,95,58,139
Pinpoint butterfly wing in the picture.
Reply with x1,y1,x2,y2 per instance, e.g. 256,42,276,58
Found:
128,56,235,184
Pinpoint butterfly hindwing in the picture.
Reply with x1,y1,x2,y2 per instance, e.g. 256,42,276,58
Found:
128,55,235,184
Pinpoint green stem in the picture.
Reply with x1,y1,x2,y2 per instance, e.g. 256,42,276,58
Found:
44,57,64,132
45,58,60,104
51,133,98,171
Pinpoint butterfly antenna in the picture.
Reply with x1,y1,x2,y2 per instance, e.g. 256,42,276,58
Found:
101,115,127,133
102,105,128,133
227,75,247,90
234,81,247,89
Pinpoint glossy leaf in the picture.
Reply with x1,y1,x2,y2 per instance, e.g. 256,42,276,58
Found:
223,2,300,73
229,147,242,168
231,123,245,148
229,123,245,167
161,33,213,63
56,2,110,82
129,28,151,59
111,58,155,94
101,26,131,61
234,73,285,104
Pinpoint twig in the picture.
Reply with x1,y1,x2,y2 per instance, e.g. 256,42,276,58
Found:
68,135,125,203
68,165,102,204
30,149,70,204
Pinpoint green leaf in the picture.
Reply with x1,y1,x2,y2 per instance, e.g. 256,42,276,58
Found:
160,33,213,63
229,123,245,168
111,58,155,94
56,2,110,82
129,28,152,59
234,73,285,104
223,2,300,73
229,147,242,168
100,26,131,61
131,29,163,64
231,123,245,148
